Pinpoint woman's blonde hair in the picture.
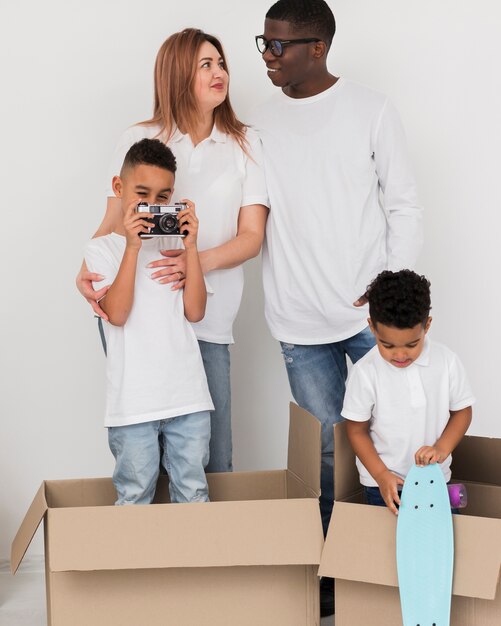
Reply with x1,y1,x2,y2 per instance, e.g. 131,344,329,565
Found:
141,28,247,151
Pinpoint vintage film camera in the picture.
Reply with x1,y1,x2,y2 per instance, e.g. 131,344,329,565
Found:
136,201,187,237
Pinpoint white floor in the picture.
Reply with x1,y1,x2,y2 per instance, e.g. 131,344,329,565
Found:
1,558,334,626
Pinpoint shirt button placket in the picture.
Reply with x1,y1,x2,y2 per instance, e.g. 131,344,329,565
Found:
406,367,426,408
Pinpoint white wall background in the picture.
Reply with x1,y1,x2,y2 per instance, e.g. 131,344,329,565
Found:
1,0,500,560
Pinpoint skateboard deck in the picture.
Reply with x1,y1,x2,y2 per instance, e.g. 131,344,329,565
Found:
396,463,454,626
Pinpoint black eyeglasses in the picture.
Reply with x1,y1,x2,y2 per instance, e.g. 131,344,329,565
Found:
255,35,321,57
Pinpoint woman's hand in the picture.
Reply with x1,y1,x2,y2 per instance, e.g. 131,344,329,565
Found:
148,249,187,290
76,268,110,320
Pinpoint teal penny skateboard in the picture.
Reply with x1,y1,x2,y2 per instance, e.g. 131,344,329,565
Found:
396,463,454,626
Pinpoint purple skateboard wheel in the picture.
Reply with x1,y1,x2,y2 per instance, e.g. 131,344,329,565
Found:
448,483,467,509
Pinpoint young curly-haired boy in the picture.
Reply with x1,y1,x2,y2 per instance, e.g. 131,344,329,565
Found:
342,269,474,514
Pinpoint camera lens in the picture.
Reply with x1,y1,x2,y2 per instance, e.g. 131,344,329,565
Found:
159,213,178,234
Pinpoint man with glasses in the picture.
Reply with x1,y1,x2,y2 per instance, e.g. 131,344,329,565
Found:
251,0,422,617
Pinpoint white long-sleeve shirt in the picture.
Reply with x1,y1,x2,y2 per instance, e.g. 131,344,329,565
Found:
251,78,423,344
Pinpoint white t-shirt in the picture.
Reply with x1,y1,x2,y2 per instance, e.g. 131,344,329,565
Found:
251,78,423,344
84,233,214,427
106,124,269,344
341,339,475,487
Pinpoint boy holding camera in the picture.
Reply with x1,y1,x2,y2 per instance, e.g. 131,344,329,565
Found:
84,138,213,505
342,270,474,514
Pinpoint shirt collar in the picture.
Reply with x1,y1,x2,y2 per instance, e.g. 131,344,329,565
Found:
377,336,431,370
171,124,227,144
414,336,431,367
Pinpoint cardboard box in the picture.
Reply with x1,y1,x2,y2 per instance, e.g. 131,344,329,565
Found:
319,421,501,625
12,403,323,626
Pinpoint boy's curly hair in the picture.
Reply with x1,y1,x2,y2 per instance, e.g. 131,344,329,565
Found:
367,269,431,329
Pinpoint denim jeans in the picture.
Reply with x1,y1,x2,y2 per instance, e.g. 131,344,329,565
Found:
280,326,376,535
364,486,391,507
98,320,233,473
198,340,232,473
108,411,211,505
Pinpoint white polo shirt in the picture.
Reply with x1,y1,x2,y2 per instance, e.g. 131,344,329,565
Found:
85,233,214,427
106,124,269,344
251,78,423,344
341,339,475,486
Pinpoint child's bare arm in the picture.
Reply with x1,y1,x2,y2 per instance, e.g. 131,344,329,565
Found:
346,420,404,514
99,202,152,327
179,201,207,323
415,406,472,466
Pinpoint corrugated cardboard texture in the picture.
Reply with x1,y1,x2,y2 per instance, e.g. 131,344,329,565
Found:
332,419,362,502
460,481,501,519
206,470,287,502
335,578,501,626
319,502,398,586
47,498,323,572
44,478,117,508
452,434,501,485
11,483,48,573
288,403,322,496
47,565,320,626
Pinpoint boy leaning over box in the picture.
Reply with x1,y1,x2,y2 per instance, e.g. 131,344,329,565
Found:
84,138,214,505
342,269,474,514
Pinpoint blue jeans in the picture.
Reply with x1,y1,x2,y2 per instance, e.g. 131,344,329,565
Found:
198,340,233,473
365,486,391,507
98,321,233,473
280,326,375,535
108,411,211,505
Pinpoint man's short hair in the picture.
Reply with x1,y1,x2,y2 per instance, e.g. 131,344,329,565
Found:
121,138,177,177
367,269,431,329
266,0,336,48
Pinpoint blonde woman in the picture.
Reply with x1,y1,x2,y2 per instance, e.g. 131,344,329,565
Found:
77,29,269,473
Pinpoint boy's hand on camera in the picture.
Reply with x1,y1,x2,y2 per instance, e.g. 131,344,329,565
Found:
375,469,404,515
414,445,446,466
123,200,152,248
178,199,199,250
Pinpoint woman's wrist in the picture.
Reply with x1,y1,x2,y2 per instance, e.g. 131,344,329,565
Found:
199,249,214,274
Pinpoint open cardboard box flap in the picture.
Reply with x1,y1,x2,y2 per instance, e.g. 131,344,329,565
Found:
319,421,501,601
287,402,321,497
452,433,501,486
44,498,323,572
11,483,48,574
12,402,322,574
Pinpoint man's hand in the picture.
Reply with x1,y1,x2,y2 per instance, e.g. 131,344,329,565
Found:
353,293,369,307
375,469,404,515
414,445,447,466
76,270,110,320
